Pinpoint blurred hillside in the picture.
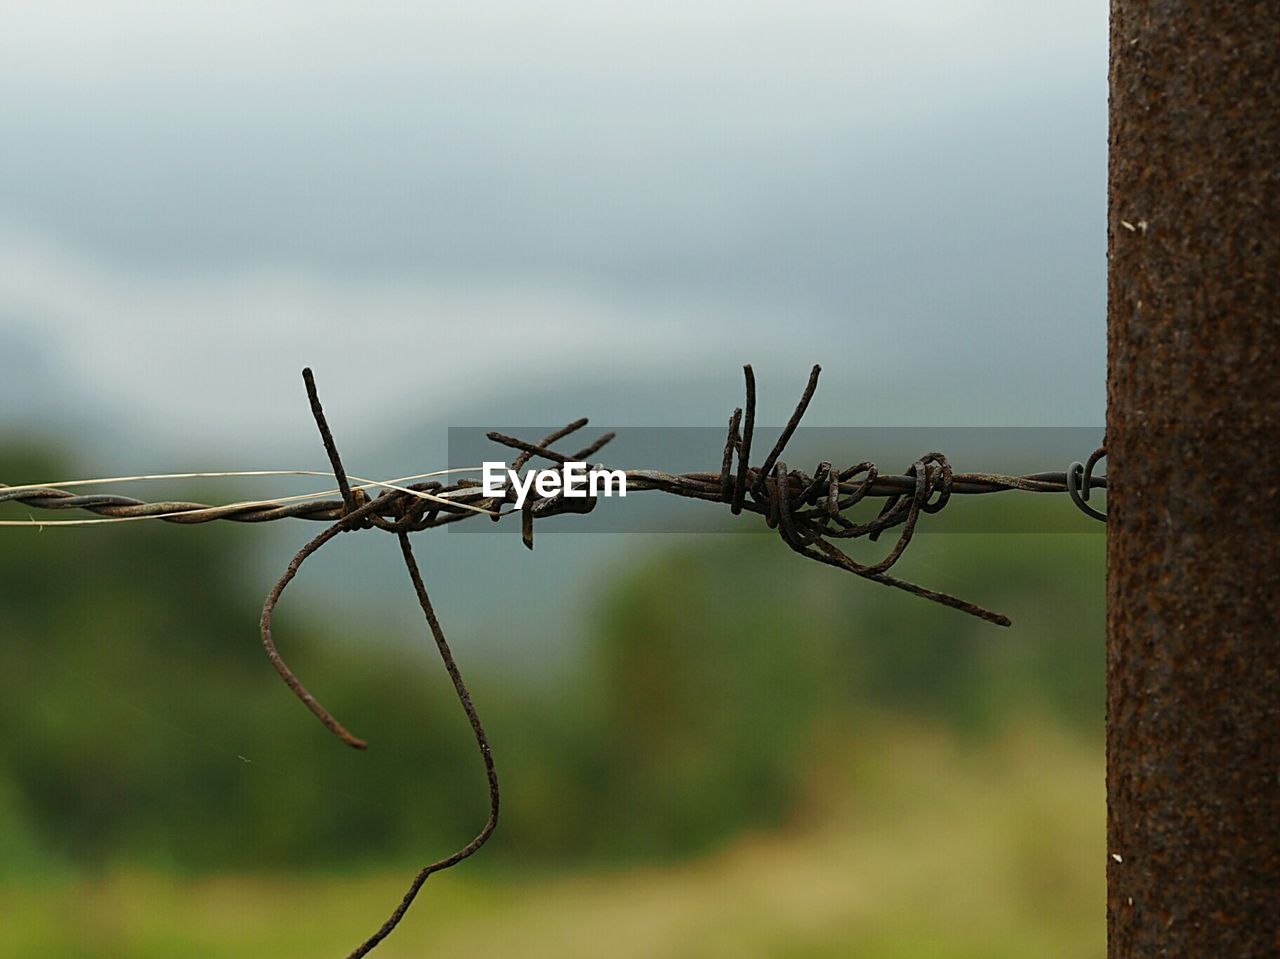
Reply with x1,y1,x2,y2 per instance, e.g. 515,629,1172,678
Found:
1,441,1102,872
2,725,1104,959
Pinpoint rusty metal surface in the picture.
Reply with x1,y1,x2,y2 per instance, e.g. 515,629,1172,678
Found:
1107,2,1280,956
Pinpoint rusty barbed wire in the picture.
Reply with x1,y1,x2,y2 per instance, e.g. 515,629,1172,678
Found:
0,364,1106,956
0,386,1104,537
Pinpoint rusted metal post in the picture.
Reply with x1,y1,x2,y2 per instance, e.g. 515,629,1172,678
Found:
1107,3,1280,956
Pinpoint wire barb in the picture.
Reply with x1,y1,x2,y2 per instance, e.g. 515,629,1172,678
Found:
259,506,378,751
303,367,358,514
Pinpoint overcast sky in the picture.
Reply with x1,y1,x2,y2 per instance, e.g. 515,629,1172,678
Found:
0,1,1108,467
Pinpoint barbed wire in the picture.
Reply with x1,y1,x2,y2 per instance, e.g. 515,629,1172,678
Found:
0,364,1106,957
0,460,1101,525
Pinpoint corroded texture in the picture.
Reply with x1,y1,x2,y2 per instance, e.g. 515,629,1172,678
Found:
1107,3,1280,957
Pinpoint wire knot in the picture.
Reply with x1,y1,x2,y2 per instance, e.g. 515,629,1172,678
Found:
712,366,998,622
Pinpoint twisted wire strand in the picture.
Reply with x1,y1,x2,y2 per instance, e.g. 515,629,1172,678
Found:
0,464,1103,526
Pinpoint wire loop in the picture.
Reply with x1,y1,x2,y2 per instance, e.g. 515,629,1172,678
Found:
1067,443,1108,523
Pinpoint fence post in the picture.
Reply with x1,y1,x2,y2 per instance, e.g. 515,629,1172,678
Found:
1106,3,1279,956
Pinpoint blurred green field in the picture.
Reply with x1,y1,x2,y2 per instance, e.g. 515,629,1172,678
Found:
0,725,1102,959
1,444,1105,956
